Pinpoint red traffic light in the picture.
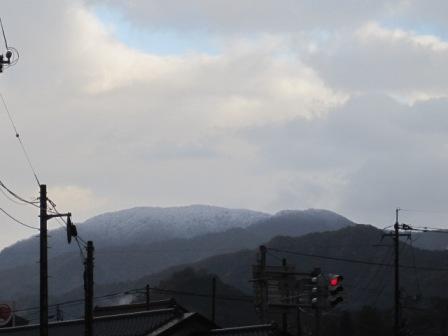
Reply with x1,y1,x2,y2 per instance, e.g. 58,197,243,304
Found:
329,275,343,287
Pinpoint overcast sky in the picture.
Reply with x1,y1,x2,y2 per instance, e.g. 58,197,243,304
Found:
1,0,448,248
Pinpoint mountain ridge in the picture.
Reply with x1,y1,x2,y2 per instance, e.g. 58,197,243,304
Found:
0,205,354,305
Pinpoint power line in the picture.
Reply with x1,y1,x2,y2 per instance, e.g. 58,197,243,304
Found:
0,93,40,186
409,236,422,298
267,247,448,272
0,16,8,50
0,205,39,230
13,285,254,314
401,208,448,216
0,179,39,207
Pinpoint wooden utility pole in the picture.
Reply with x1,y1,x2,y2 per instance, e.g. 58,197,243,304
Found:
39,184,48,336
84,241,94,336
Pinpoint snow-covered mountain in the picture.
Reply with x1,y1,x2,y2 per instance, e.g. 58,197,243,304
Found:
0,205,269,270
77,205,270,245
0,206,356,304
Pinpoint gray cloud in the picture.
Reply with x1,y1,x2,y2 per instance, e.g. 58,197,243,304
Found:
240,94,448,226
87,0,392,33
1,0,448,248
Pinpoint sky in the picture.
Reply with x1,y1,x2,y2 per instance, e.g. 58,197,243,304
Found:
1,0,448,248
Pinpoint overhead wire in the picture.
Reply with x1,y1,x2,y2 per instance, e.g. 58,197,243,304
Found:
0,16,8,50
0,93,40,186
0,185,26,206
267,247,448,272
14,285,255,315
0,179,39,207
0,205,39,230
409,235,422,299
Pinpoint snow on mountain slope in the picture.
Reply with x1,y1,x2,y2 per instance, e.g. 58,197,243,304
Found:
77,205,270,244
0,205,269,270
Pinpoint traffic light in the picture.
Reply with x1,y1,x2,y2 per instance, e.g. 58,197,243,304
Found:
328,274,344,307
309,268,322,308
66,213,78,244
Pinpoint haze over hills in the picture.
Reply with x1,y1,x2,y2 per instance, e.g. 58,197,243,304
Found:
0,205,354,306
90,225,448,310
39,224,448,325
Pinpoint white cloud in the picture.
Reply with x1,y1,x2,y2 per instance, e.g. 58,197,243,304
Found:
47,185,110,222
2,0,448,249
307,21,448,102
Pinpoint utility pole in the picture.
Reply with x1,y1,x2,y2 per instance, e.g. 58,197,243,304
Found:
282,258,288,334
259,245,267,323
39,184,74,336
56,305,63,322
383,208,410,336
296,307,302,336
314,307,320,336
394,208,400,336
145,284,150,310
39,184,48,336
211,277,216,323
84,241,94,336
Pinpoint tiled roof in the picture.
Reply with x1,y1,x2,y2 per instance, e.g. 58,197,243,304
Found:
0,308,180,336
209,324,280,336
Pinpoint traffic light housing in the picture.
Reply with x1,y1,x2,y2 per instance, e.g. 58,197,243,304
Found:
328,274,344,307
66,213,78,244
309,268,322,308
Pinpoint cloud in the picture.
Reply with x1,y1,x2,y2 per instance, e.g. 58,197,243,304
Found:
86,0,393,33
307,22,448,101
240,94,448,226
1,0,448,249
47,185,110,222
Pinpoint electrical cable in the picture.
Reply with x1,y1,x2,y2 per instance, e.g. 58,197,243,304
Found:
74,237,86,262
0,16,8,50
401,208,448,215
0,93,40,186
47,197,88,247
0,185,26,206
0,206,39,230
267,247,448,272
13,285,254,314
0,179,39,207
409,236,422,299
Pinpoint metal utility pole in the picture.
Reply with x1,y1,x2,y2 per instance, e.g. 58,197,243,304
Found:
84,241,94,336
39,184,48,336
211,277,216,323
